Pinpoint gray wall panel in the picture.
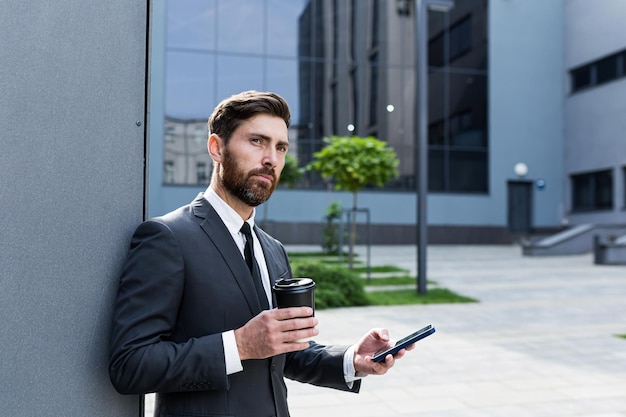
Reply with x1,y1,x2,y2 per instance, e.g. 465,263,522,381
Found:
0,1,146,415
566,0,626,68
489,0,566,229
565,0,626,224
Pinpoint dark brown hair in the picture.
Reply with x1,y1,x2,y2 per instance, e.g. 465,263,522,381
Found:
208,90,291,142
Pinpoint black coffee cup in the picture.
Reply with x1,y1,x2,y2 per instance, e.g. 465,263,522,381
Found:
272,277,316,315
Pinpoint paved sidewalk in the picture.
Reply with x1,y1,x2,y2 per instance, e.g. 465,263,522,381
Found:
145,245,626,416
284,245,626,417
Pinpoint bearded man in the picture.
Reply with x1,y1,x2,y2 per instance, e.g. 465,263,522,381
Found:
108,90,411,417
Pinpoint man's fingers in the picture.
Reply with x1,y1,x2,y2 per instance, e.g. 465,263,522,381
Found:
362,354,394,375
273,306,314,320
275,321,318,344
369,328,390,342
281,340,311,352
280,316,318,331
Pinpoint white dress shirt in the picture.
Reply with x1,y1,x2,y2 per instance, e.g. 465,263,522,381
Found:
203,187,360,384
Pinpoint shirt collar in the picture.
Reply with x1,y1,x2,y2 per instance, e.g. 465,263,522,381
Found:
204,186,256,234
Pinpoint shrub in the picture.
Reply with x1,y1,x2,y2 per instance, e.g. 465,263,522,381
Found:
322,201,343,255
292,261,369,309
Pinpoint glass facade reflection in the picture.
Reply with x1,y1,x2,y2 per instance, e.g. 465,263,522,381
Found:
162,0,488,193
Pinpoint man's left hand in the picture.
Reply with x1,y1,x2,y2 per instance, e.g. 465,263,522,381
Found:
352,328,415,375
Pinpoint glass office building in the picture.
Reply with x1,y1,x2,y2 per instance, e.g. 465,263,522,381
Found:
149,1,626,245
156,0,487,192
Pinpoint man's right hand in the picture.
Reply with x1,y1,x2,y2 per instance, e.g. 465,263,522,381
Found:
234,307,318,360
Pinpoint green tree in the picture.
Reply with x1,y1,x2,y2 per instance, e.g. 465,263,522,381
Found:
307,135,399,269
278,153,302,187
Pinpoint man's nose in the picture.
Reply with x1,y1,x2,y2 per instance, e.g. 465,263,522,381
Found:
262,148,278,168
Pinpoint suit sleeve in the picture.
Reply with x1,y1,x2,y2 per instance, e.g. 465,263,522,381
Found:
284,343,361,393
108,220,229,395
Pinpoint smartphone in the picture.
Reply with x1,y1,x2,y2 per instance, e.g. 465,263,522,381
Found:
371,324,435,363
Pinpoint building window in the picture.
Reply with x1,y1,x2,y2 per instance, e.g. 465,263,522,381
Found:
449,15,472,61
163,117,211,185
571,65,592,91
161,0,488,194
571,169,613,212
164,161,175,184
428,106,487,193
571,48,626,93
429,14,472,67
165,126,176,143
371,0,380,48
368,53,379,127
596,55,618,84
196,162,208,185
194,126,206,145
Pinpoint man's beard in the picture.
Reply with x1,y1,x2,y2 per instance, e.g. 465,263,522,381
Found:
219,148,279,207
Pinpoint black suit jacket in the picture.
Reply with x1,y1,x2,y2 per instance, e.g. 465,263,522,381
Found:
109,194,360,417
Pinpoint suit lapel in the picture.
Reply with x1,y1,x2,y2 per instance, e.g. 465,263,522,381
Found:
191,194,262,314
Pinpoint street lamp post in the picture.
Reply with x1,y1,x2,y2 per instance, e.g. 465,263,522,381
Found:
415,0,454,295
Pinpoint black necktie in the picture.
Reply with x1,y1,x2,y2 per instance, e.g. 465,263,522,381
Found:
240,222,269,309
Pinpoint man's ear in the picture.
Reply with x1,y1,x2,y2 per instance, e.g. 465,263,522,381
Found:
208,133,223,163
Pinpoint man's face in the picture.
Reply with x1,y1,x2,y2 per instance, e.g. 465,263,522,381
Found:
218,114,289,207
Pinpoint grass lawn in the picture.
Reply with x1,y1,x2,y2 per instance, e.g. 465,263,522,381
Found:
352,265,407,274
289,251,477,306
289,251,344,259
367,288,477,305
363,275,417,286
